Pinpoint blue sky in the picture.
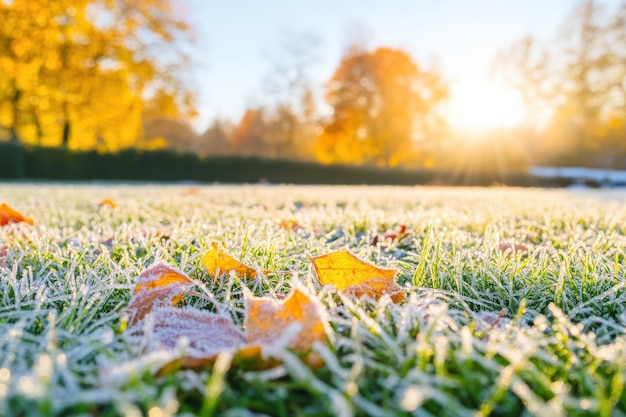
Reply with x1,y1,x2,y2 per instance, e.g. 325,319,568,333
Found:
184,0,593,132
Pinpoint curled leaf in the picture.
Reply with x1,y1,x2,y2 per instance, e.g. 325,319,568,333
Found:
0,203,34,226
127,263,193,325
312,250,405,303
245,287,327,367
202,241,257,279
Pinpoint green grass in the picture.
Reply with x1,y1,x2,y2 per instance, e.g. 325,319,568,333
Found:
1,184,626,416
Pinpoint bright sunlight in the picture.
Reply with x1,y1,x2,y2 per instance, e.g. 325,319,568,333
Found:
447,77,526,133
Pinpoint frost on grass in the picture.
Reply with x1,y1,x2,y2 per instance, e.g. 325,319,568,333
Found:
125,259,329,372
2,184,626,415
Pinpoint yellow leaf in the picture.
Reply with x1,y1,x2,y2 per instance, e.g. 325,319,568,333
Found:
127,263,193,325
0,203,34,226
312,250,405,303
202,241,257,279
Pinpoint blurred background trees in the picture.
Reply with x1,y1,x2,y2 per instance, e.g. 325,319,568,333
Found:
0,0,193,151
1,0,625,171
497,0,626,168
316,46,448,167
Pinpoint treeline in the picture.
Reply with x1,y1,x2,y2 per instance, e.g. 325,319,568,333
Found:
0,141,548,186
2,1,626,170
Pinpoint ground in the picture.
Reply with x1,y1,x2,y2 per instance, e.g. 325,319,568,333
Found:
1,184,626,416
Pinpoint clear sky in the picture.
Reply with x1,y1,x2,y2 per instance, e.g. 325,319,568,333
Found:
184,0,590,133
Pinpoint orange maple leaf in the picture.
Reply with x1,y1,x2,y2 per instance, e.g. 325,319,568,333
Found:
99,198,117,208
202,241,257,279
312,250,405,303
127,263,193,325
244,287,327,367
0,203,34,226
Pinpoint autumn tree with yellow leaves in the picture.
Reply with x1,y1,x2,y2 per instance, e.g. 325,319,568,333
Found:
316,46,448,167
0,0,194,152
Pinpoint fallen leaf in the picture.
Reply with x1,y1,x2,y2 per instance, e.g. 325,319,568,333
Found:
371,224,409,246
498,242,529,256
342,277,406,304
126,272,326,372
127,263,193,325
0,246,6,268
312,250,405,303
0,203,34,226
152,307,245,366
244,287,327,366
184,187,200,196
202,241,257,279
99,198,117,208
279,219,303,231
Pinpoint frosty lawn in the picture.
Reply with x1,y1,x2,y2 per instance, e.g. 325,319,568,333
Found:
1,184,626,416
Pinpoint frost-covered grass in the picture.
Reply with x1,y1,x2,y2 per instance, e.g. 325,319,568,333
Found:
2,184,626,416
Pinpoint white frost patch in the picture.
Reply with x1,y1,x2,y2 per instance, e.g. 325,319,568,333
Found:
138,306,245,359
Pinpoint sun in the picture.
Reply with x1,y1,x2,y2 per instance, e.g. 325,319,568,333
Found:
446,77,526,134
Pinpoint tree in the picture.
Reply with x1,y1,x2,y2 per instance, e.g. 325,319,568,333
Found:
142,117,198,154
232,108,270,157
316,46,448,167
198,118,233,157
496,0,626,167
0,0,194,151
260,32,320,160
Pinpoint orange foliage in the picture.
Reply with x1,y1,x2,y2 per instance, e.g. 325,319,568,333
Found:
317,47,447,167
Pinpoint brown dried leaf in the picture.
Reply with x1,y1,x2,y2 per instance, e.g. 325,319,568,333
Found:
0,246,7,268
127,263,193,325
312,250,405,303
498,242,529,256
202,241,257,279
0,203,34,226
